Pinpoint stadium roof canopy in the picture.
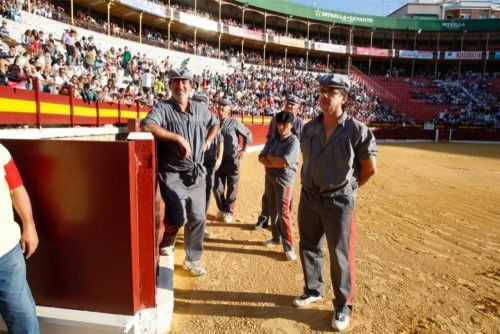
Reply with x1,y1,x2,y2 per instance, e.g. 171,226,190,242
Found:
235,0,500,32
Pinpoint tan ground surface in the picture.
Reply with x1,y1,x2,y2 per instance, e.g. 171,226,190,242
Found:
170,143,500,334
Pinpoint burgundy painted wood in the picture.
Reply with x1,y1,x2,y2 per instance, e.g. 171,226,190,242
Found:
1,140,156,315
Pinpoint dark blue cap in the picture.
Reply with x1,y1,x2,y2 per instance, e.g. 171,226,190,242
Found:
318,74,348,91
192,93,209,104
217,97,232,106
286,94,302,105
275,111,294,123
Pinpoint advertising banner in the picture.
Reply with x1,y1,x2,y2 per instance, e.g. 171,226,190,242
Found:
444,51,482,60
276,36,307,48
399,50,433,59
120,0,166,18
356,47,389,57
227,26,263,41
494,51,500,60
235,0,500,32
179,12,218,32
314,42,347,54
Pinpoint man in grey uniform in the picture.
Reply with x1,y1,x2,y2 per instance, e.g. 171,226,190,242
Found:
213,98,252,224
141,69,219,277
255,94,304,230
293,74,377,331
258,111,300,261
192,93,224,213
192,93,224,240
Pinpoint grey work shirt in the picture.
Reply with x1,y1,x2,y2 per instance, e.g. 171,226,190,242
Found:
267,115,304,141
219,117,253,162
260,133,300,184
204,132,224,168
141,99,219,173
300,111,377,197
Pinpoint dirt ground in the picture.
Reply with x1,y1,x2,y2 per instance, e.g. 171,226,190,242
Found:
169,143,500,334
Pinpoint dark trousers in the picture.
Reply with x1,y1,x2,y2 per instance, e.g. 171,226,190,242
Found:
258,192,293,225
265,173,294,252
213,160,240,214
298,189,356,315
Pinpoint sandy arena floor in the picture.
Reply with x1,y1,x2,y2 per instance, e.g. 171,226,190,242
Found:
169,143,500,334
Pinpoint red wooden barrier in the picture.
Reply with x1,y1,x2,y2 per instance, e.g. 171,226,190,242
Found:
2,139,156,315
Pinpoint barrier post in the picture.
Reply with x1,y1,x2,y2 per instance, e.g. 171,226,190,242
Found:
33,77,41,128
68,85,75,127
118,100,122,124
96,100,100,127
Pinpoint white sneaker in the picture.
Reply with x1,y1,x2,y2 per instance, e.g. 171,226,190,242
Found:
159,245,174,256
182,260,207,277
262,239,280,248
216,210,225,219
285,250,297,261
204,229,214,240
331,312,350,331
293,294,323,307
223,212,233,224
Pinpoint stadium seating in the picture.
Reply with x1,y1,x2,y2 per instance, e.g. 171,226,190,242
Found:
9,11,232,76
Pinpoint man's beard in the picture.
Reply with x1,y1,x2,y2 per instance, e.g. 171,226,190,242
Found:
172,91,189,103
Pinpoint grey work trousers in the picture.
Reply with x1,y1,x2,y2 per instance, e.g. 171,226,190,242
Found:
298,188,356,315
159,170,206,262
265,173,295,252
213,160,240,214
257,192,293,225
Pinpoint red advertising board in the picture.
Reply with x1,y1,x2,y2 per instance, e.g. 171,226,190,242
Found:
356,47,390,57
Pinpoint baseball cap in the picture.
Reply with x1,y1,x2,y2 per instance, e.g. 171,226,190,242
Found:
168,68,193,81
192,93,209,104
286,94,301,105
318,74,348,92
217,97,232,106
275,111,294,123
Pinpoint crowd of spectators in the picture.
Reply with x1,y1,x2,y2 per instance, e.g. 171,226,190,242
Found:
1,0,498,127
348,82,414,124
0,16,402,125
1,0,22,21
22,0,350,73
408,71,499,127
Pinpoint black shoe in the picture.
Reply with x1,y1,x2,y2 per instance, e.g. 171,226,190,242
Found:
255,222,269,230
255,215,269,230
255,217,269,230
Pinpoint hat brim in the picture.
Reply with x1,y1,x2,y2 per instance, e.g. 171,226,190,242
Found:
321,84,348,93
169,76,193,81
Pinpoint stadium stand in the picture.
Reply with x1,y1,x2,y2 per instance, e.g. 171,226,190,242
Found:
0,0,498,129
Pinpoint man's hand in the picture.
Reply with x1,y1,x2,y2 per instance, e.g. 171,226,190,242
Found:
11,185,38,259
21,222,39,259
202,140,212,152
236,149,246,160
177,135,192,159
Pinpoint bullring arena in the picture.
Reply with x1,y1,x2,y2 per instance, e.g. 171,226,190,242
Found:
0,0,499,333
173,143,500,334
